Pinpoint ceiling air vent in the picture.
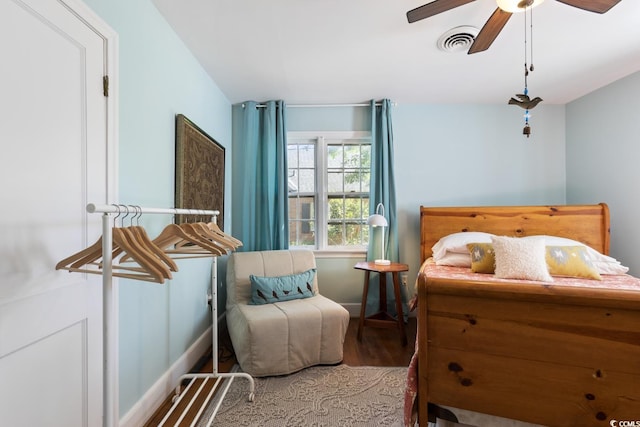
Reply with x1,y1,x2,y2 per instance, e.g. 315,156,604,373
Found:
437,26,479,53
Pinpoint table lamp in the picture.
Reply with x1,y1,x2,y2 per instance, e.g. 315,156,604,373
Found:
367,203,390,265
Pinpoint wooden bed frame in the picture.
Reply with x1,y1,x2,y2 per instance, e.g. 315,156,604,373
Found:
417,203,640,426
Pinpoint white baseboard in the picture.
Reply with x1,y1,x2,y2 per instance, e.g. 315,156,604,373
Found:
119,323,215,427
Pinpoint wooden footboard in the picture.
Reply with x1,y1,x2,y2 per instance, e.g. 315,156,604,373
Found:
417,273,640,426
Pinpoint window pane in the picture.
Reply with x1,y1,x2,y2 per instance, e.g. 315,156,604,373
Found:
298,144,315,168
327,223,344,246
360,145,371,168
288,196,315,246
328,198,343,220
327,170,343,193
287,145,298,168
344,198,363,219
298,169,315,193
361,171,370,193
344,169,363,192
288,170,299,193
288,143,316,196
299,222,315,245
327,145,343,168
345,223,364,246
343,145,361,168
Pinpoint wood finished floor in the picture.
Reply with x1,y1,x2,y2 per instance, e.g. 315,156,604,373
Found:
144,316,417,426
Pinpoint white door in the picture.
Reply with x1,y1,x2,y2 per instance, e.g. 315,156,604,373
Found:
0,0,116,426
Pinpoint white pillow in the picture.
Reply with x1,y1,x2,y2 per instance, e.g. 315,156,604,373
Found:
435,252,472,267
523,235,629,275
432,232,495,260
491,236,553,282
592,261,629,275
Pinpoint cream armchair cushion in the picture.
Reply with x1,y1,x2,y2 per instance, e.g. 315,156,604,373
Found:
226,249,350,377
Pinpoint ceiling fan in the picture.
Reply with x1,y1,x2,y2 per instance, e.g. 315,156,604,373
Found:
407,0,621,54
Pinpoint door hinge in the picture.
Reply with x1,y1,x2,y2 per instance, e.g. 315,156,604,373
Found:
103,75,109,97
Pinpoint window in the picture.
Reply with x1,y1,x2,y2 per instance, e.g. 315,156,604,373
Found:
288,132,371,251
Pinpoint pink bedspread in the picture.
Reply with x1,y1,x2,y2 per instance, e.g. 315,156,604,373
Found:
420,258,640,292
402,259,640,426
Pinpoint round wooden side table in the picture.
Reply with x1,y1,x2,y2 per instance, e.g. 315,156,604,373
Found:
354,261,409,346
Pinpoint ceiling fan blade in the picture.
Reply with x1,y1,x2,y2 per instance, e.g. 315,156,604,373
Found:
407,0,476,23
468,8,512,54
554,0,621,13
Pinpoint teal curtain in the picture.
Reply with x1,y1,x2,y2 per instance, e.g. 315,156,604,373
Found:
365,99,407,317
235,100,289,251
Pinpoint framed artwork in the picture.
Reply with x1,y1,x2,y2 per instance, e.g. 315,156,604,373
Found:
175,114,225,229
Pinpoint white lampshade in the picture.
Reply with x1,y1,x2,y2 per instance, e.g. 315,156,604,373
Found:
496,0,544,13
367,203,390,265
367,213,388,227
367,202,388,227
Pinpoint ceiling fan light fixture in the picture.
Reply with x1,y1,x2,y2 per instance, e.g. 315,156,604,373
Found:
496,0,544,13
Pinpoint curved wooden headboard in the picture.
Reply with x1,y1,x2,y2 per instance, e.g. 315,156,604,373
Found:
420,203,610,262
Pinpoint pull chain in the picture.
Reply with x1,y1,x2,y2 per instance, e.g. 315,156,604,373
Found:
523,5,530,136
524,3,528,92
508,0,542,138
529,6,534,72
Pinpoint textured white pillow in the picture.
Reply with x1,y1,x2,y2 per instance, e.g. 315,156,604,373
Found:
432,232,495,260
492,236,553,282
523,235,629,275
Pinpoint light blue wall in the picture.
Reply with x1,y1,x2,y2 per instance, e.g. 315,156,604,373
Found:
279,103,567,301
566,71,640,275
83,0,232,417
394,103,566,286
79,0,635,416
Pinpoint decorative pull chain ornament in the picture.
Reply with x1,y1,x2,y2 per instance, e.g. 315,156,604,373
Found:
507,0,542,138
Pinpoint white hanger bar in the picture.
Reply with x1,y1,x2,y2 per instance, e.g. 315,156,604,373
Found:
87,203,219,218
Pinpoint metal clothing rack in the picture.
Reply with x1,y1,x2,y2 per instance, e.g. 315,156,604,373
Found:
84,203,254,427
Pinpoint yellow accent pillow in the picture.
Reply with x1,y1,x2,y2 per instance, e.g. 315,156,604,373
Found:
467,242,495,274
546,246,602,280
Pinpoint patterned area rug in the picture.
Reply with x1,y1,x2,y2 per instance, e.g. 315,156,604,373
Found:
197,364,406,426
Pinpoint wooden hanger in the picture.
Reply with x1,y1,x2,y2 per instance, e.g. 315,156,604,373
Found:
150,222,225,258
55,235,105,271
57,206,128,270
199,222,240,250
124,206,179,272
56,206,171,283
105,207,177,276
56,208,126,270
56,227,168,283
177,222,233,253
112,227,169,281
129,225,179,272
207,221,243,248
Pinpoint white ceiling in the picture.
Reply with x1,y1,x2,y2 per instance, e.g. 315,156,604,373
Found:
152,0,640,105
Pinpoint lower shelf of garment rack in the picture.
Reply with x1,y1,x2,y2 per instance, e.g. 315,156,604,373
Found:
157,372,255,427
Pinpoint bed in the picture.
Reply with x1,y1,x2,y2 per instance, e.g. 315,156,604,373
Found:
413,203,640,426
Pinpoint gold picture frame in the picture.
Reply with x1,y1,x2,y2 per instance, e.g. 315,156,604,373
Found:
175,114,225,229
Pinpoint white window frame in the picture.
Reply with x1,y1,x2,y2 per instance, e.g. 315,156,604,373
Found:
288,131,372,258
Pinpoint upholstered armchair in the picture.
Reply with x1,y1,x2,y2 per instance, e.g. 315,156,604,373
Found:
226,249,350,377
